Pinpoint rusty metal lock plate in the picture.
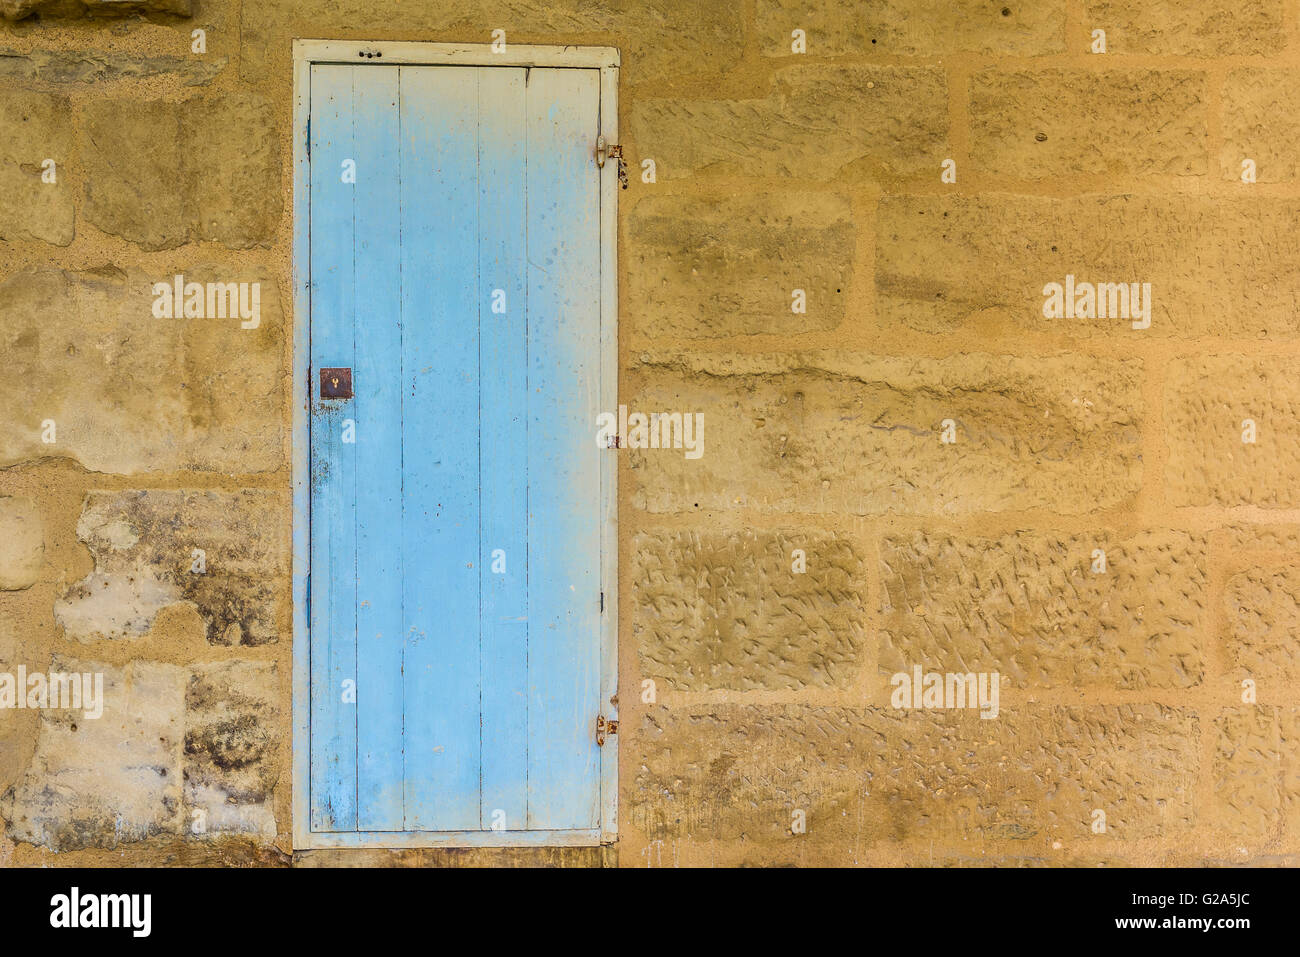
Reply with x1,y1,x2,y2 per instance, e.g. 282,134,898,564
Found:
319,367,353,399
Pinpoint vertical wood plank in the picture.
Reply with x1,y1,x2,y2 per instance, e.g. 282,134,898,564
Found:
399,65,483,831
351,65,406,831
524,67,603,829
477,67,530,831
596,61,620,844
291,42,313,850
308,63,359,832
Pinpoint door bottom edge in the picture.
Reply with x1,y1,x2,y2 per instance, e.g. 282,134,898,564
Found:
294,828,606,850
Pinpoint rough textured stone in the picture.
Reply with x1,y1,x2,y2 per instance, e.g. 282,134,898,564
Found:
758,0,1067,56
240,0,743,83
1221,69,1300,183
0,89,75,246
876,193,1300,337
55,490,286,644
0,617,16,663
631,66,948,181
880,529,1206,689
1218,524,1300,555
191,93,283,247
627,192,853,339
80,99,183,249
184,660,278,838
80,93,280,249
0,266,282,474
0,496,43,590
627,351,1142,515
0,618,29,794
1214,707,1300,842
1225,566,1300,679
971,70,1206,178
0,0,190,20
0,49,224,87
632,528,867,691
2,658,186,852
1164,356,1300,507
634,704,1198,846
1084,0,1285,55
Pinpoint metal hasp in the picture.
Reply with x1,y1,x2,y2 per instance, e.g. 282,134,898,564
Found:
596,714,618,746
319,367,353,399
595,135,628,189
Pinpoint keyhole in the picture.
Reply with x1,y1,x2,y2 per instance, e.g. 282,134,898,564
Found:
331,377,339,388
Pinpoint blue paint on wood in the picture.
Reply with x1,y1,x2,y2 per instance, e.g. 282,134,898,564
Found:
309,64,359,832
351,66,406,831
309,63,602,835
399,65,482,831
523,68,603,830
477,67,531,832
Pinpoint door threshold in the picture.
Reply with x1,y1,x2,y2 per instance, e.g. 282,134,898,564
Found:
296,828,605,850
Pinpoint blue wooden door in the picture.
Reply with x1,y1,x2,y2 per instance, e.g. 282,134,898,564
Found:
307,63,604,838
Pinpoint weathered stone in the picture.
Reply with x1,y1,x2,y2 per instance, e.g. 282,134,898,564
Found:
627,351,1142,515
0,266,282,474
0,616,16,662
971,70,1206,178
1225,566,1300,679
0,496,43,590
0,0,190,20
1214,706,1300,843
632,528,867,691
239,0,742,84
190,93,283,247
631,66,947,181
2,657,186,852
0,618,31,794
80,93,280,249
633,704,1198,846
0,49,224,86
80,99,183,249
1221,69,1300,183
758,0,1067,56
1084,0,1285,55
1218,524,1300,555
876,193,1300,337
627,192,853,339
0,89,75,246
880,529,1206,689
55,490,286,644
184,660,278,838
1164,356,1300,507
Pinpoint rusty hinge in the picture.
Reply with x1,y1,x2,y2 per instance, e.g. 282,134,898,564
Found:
596,714,619,746
595,135,629,189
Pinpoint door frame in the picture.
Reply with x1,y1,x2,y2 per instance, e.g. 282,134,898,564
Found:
290,40,620,850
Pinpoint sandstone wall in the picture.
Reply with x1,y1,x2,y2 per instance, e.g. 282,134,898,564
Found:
0,0,1297,867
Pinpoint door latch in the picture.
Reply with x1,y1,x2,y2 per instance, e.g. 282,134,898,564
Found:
595,136,628,190
319,367,353,399
596,714,618,746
